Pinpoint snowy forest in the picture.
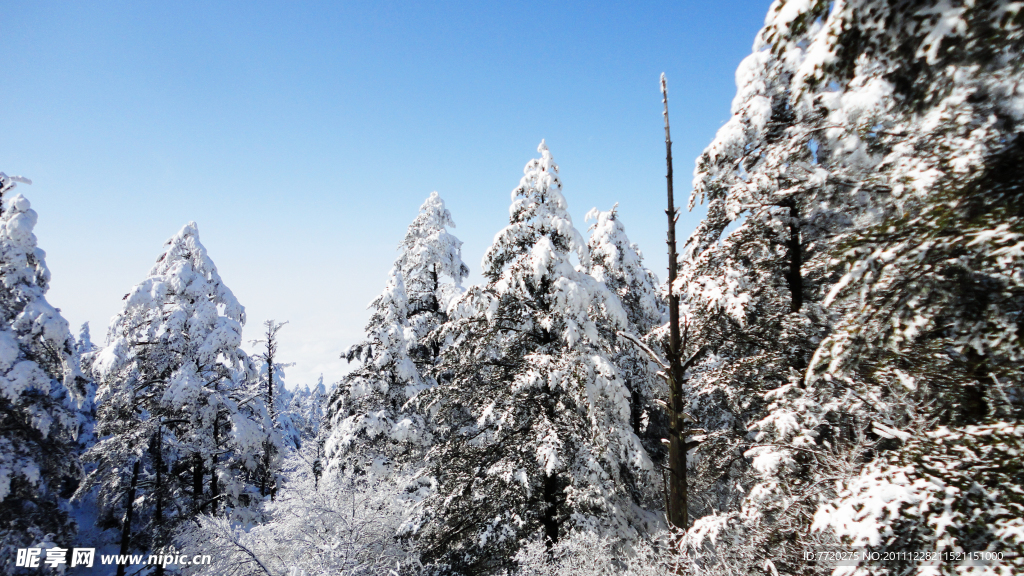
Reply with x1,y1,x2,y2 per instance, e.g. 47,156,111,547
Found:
2,0,1023,574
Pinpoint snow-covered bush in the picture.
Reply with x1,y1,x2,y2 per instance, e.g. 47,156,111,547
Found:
509,530,683,576
179,451,409,576
814,423,1024,576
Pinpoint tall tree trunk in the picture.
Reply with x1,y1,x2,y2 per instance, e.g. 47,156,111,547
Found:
210,412,219,513
264,350,273,498
661,73,689,531
782,200,803,313
630,385,643,436
540,398,564,549
154,424,164,576
116,460,140,576
192,452,204,512
541,472,561,547
154,425,163,526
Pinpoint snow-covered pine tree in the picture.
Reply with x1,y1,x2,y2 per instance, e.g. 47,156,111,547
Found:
671,19,855,563
75,322,99,410
327,191,468,478
675,1,1024,573
408,142,654,574
0,173,88,573
585,205,664,337
80,223,275,564
75,322,96,361
583,205,668,499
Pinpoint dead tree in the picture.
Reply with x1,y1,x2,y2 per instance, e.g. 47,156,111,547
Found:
660,74,708,530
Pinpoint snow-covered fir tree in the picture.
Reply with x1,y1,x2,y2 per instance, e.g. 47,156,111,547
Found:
327,191,468,479
79,222,277,563
74,322,99,411
583,205,668,500
0,174,88,574
407,142,656,574
674,1,1024,573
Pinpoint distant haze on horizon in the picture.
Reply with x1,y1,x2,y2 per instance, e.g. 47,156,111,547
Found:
2,0,770,388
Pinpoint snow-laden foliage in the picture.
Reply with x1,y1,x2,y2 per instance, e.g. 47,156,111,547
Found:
585,205,664,336
396,191,470,319
675,0,1024,573
79,223,277,553
286,376,328,448
813,423,1024,575
178,451,408,576
509,530,684,576
0,174,88,573
75,322,99,416
408,142,657,574
327,192,468,478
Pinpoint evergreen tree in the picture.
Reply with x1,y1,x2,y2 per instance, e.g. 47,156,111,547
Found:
79,223,275,568
585,205,664,337
327,192,468,478
583,205,668,500
396,191,470,330
409,142,655,574
0,174,87,573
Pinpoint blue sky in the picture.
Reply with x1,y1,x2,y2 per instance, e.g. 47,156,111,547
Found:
2,0,770,388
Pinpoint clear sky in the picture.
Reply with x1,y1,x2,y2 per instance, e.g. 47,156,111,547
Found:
2,0,770,389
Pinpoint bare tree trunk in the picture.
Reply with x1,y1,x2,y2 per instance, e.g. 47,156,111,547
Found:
541,472,561,547
193,452,204,512
116,460,140,576
262,352,273,498
211,411,219,514
783,201,804,313
540,399,563,550
154,423,164,576
661,74,689,531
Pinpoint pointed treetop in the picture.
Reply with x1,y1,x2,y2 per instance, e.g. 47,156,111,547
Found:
513,140,565,209
138,221,245,324
96,222,249,377
397,191,469,289
485,141,586,279
585,204,664,333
